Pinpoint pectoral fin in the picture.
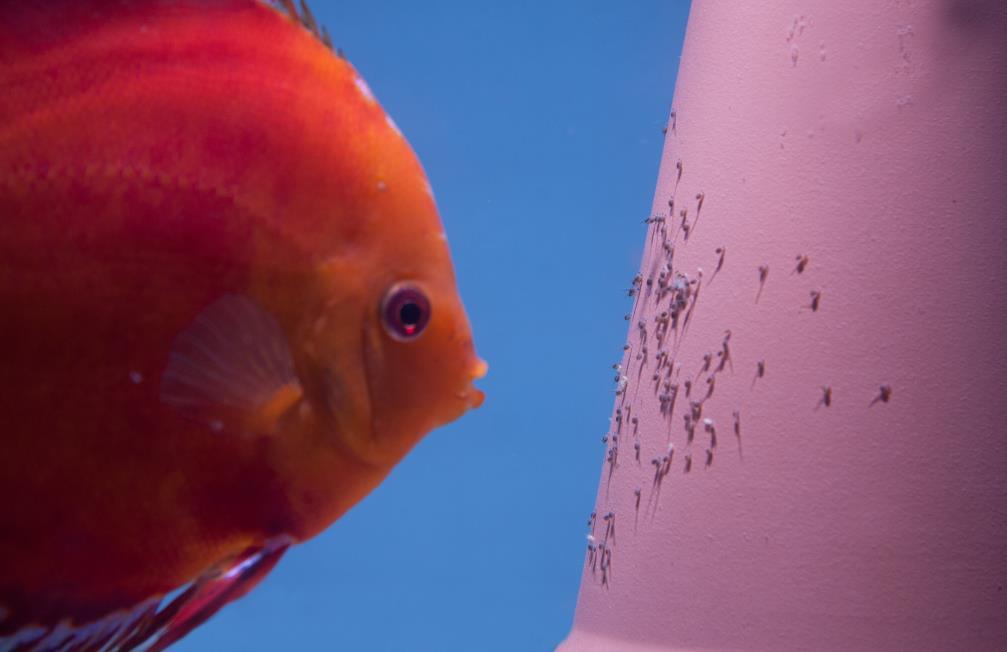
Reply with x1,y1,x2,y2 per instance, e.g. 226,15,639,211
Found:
160,294,303,434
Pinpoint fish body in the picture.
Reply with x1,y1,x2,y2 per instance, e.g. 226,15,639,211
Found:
0,1,483,646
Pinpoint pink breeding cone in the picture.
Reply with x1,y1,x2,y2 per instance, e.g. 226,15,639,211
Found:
560,1,1007,650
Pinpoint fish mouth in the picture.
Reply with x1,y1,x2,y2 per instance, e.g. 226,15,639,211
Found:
456,357,488,409
460,387,485,409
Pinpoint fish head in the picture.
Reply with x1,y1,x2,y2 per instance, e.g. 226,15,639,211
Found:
312,240,485,468
303,121,485,468
364,268,486,454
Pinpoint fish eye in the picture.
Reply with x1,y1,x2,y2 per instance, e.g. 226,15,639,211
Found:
381,283,431,341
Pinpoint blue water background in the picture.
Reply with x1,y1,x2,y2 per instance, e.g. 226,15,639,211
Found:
178,1,689,649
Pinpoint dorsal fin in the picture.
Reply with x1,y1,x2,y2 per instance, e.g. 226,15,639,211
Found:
265,0,339,54
0,1,341,61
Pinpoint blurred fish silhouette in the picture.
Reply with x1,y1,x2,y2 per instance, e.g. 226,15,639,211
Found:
0,1,486,649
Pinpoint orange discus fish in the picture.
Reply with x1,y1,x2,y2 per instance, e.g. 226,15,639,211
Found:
0,1,485,648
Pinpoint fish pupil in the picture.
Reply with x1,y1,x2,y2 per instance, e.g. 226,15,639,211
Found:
400,302,422,326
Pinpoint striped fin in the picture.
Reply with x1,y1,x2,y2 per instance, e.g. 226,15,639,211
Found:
0,537,293,652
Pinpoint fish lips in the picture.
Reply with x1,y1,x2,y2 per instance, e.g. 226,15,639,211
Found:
457,357,488,409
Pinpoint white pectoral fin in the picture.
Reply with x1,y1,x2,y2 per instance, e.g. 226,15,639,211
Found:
160,294,303,433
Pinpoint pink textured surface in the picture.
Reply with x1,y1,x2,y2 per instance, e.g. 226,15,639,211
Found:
560,1,1007,651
